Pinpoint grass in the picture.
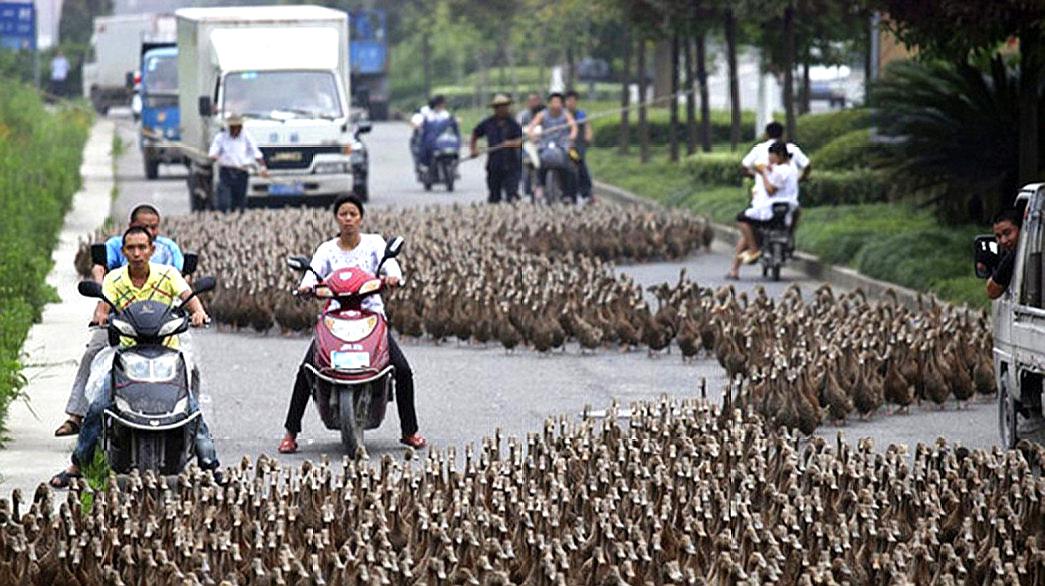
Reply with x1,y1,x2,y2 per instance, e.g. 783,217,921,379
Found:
586,147,988,308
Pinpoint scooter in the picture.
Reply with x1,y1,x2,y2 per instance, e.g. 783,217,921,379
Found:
538,142,574,204
421,129,460,192
756,202,795,281
77,275,216,475
286,236,404,455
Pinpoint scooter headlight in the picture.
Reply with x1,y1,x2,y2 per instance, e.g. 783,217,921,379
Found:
358,279,382,295
114,395,132,412
324,316,378,342
120,353,180,383
157,316,186,338
111,318,136,337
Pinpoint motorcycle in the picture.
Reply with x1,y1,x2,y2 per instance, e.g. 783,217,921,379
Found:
418,128,460,192
756,202,795,281
76,274,215,475
286,236,404,455
537,141,574,204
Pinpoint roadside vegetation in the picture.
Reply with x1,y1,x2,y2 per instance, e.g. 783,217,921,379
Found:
0,81,91,434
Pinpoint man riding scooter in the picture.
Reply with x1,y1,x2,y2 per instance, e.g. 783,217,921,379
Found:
50,227,220,488
279,194,426,453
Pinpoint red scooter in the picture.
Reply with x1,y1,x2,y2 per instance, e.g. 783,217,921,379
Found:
287,236,404,454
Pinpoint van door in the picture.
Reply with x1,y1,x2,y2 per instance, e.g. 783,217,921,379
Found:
1011,188,1045,400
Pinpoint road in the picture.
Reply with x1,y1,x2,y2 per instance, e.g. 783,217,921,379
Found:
106,113,997,467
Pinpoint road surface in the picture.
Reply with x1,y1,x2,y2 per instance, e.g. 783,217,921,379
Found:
103,114,996,466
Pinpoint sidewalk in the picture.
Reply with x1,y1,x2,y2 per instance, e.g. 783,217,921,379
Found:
0,119,114,496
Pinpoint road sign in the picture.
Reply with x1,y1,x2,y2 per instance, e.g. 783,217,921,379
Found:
0,2,35,51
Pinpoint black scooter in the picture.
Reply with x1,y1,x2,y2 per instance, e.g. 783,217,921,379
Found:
756,202,795,281
77,274,215,475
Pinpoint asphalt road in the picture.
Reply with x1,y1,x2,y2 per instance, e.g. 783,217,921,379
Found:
106,113,998,466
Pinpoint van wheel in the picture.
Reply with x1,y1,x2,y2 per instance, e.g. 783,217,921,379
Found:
999,377,1019,449
144,156,160,180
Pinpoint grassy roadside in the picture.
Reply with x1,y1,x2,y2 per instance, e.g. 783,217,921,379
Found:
587,146,987,308
0,82,92,435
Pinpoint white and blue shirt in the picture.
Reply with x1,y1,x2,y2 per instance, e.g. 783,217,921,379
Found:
104,234,184,271
300,234,403,317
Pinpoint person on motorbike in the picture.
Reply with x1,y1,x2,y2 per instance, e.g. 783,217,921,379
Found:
410,99,434,168
742,121,810,235
50,226,218,488
564,90,595,204
524,92,579,203
728,142,798,279
279,195,426,453
516,93,545,198
55,204,185,437
418,95,459,172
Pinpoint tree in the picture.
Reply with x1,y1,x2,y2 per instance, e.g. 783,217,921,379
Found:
874,0,1045,186
723,7,741,150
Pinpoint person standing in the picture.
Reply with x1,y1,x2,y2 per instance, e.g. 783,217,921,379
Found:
49,51,69,97
516,93,544,198
565,90,595,203
208,114,268,213
470,94,523,204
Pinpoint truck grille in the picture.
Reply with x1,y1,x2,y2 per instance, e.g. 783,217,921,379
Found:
261,146,342,170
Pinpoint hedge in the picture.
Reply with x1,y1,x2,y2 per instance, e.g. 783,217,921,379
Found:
795,108,871,153
814,128,876,171
591,109,757,148
0,82,91,431
685,152,745,186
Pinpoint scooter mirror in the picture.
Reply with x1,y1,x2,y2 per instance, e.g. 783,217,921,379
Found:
78,280,104,299
90,243,108,267
192,276,217,294
385,236,405,258
287,256,311,271
182,253,199,276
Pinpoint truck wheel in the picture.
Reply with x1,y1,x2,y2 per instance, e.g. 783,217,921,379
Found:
353,182,368,202
338,388,368,457
999,377,1019,449
144,156,160,180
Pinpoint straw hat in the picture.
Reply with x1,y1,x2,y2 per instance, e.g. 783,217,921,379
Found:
488,94,513,107
224,113,244,126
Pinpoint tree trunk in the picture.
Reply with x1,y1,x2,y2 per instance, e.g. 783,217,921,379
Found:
697,29,711,152
669,31,680,163
685,37,697,155
782,3,797,141
724,8,740,151
566,44,576,90
800,59,811,115
421,32,432,100
638,38,650,164
1018,26,1040,186
507,44,518,99
619,30,632,156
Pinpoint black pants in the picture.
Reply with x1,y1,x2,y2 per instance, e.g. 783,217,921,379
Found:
576,158,592,199
283,335,418,436
217,167,249,213
486,165,521,203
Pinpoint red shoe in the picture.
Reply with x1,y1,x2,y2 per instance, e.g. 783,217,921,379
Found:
278,433,298,454
400,433,427,449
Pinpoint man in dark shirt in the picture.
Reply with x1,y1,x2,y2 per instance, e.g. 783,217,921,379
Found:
471,94,524,203
987,209,1022,299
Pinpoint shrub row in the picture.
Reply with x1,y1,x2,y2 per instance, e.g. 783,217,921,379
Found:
591,109,757,148
0,82,91,430
795,108,871,153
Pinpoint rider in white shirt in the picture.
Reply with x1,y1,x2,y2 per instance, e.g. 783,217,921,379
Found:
728,142,799,279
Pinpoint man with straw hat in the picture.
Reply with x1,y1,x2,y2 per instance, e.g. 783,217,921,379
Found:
208,113,268,213
470,94,524,203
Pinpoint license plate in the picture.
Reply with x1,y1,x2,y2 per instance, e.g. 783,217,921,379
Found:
268,182,304,195
331,351,369,370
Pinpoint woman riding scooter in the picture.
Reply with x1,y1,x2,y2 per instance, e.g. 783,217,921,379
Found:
279,195,426,453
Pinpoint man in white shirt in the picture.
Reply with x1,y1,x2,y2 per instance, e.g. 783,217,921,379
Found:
728,142,799,279
208,114,268,213
742,121,811,185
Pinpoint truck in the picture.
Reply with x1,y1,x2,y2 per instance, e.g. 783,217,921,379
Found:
974,183,1045,448
349,8,389,121
139,44,185,179
176,5,362,210
82,14,175,114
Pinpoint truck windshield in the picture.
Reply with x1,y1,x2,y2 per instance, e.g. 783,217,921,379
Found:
223,71,342,120
143,54,177,93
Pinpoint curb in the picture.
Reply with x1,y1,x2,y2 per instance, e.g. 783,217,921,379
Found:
594,180,932,311
0,119,115,496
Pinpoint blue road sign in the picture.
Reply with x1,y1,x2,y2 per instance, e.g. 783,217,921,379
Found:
0,2,35,51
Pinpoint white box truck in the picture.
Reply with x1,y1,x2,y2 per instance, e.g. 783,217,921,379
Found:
82,14,175,114
176,5,358,210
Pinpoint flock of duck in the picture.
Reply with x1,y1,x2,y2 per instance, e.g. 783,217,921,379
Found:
3,398,1043,585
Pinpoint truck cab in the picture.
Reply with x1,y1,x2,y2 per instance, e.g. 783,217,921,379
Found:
139,45,185,179
975,183,1045,447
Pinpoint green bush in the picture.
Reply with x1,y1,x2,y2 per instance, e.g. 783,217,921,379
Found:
0,81,91,431
591,109,756,148
685,152,745,186
796,108,871,153
802,169,889,206
814,128,876,171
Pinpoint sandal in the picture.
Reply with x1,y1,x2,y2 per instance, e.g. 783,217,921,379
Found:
277,434,298,454
744,250,762,264
54,418,81,437
400,433,428,449
49,470,82,489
